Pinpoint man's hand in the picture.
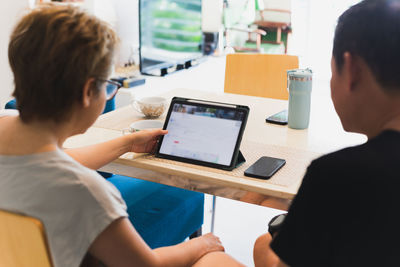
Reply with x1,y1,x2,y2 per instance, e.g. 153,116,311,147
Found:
128,129,168,153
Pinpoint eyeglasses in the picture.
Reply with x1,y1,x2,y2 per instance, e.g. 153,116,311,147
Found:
97,79,122,100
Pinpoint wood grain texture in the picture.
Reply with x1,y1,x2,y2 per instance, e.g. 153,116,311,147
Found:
65,127,320,200
224,54,299,100
0,210,53,267
66,88,366,205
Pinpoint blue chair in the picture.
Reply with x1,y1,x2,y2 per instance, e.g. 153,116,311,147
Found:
5,98,204,248
5,99,17,109
108,175,203,248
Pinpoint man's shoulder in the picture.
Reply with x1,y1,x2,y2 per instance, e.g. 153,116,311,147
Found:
311,143,367,170
308,130,400,182
312,144,366,168
317,130,399,161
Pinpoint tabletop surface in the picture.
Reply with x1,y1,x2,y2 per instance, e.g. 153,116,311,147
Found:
65,88,366,200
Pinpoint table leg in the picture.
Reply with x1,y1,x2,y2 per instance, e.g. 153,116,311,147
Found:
210,195,216,233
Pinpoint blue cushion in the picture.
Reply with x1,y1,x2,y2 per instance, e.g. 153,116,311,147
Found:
5,98,114,114
102,97,115,114
108,175,204,248
100,97,204,247
5,99,17,109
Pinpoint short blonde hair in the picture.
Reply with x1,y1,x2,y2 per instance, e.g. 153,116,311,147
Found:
8,4,118,123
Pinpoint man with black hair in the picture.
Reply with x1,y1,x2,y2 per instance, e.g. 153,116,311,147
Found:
253,0,400,266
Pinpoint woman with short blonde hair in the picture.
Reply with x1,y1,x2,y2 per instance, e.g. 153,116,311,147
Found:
0,5,244,267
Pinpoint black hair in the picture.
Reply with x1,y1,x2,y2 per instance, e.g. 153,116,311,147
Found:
333,0,400,90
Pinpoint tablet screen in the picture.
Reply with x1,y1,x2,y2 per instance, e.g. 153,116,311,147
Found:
158,102,247,167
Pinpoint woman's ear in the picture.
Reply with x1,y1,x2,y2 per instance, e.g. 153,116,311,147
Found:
82,78,96,108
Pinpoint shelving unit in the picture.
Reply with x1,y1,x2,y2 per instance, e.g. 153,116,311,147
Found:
141,0,202,53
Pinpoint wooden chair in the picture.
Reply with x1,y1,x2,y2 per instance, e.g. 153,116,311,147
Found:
0,209,53,267
254,0,292,53
225,27,267,53
224,53,299,100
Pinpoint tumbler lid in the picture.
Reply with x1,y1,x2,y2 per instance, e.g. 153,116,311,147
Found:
287,68,313,81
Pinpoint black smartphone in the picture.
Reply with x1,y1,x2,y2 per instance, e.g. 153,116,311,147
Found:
244,156,286,180
266,110,288,125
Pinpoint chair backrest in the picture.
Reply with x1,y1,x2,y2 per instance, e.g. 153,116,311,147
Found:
224,53,299,100
262,0,291,11
5,98,115,114
256,0,291,25
0,209,53,267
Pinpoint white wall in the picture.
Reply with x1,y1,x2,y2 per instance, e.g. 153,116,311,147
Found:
0,1,29,108
289,0,360,82
90,0,139,66
202,0,223,33
112,0,139,66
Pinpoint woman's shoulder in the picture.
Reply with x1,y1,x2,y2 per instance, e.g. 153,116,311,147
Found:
1,149,110,198
49,152,127,211
0,109,19,118
3,149,127,218
0,109,18,126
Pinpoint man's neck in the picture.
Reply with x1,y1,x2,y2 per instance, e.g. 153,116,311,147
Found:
363,98,400,139
380,113,400,134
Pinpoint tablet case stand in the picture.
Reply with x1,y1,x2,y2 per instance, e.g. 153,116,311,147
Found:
156,96,249,171
234,150,246,169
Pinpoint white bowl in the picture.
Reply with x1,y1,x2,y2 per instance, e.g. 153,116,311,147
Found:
126,120,164,133
132,96,167,118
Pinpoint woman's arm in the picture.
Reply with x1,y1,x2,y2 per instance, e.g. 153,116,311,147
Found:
65,129,167,170
89,218,225,267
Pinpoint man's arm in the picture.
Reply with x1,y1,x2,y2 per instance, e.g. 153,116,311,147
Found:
258,159,336,267
254,233,289,267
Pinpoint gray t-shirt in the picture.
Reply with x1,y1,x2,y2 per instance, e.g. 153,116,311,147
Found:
0,148,128,267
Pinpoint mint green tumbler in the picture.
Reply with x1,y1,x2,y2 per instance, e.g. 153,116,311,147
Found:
287,69,313,129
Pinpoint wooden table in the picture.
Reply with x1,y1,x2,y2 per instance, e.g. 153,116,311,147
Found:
64,88,366,205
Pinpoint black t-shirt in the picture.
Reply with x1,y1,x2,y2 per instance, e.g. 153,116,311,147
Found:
270,130,400,267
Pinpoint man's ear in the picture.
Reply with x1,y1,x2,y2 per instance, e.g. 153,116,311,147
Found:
82,78,96,108
342,52,361,92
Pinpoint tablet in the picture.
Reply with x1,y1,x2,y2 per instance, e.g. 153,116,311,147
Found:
155,97,249,170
